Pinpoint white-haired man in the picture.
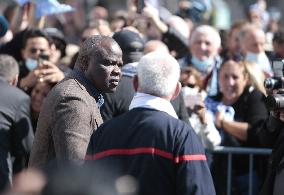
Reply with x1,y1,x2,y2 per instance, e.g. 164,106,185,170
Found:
86,52,216,195
179,25,222,96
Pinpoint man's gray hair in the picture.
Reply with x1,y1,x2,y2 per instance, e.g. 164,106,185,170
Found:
189,25,221,48
137,52,180,97
0,54,19,82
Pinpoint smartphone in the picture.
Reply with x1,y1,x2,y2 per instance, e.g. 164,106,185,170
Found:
183,94,204,110
137,0,145,13
272,59,284,78
39,53,49,61
38,53,50,67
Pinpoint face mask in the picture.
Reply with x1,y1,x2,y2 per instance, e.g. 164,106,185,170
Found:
191,55,213,72
245,52,261,63
245,52,272,73
25,58,38,71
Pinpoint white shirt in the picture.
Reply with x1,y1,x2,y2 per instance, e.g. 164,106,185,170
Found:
129,92,178,119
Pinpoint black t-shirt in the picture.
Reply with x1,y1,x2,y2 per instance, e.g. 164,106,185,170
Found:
211,86,269,194
212,86,268,175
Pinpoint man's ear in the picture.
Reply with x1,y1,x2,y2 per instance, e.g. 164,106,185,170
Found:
171,81,182,100
9,75,18,86
133,75,139,92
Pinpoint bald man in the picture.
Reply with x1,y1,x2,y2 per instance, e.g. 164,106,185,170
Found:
240,24,272,76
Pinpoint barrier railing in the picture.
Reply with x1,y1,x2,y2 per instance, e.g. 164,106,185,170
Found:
208,146,272,195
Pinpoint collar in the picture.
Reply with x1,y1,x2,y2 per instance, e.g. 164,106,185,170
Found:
129,92,178,119
72,68,104,108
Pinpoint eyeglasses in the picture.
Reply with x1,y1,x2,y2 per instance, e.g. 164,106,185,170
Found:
29,48,46,54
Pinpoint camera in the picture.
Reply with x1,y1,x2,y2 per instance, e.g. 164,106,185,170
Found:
264,59,284,110
264,77,283,89
264,59,284,90
265,91,284,110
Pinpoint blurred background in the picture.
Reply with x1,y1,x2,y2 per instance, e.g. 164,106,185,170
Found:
1,0,283,44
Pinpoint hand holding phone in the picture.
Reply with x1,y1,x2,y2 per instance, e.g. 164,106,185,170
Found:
38,53,50,66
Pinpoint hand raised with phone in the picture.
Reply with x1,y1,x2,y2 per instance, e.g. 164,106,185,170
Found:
36,59,65,83
20,55,64,91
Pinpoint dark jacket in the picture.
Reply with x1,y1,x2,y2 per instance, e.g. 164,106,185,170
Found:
0,77,34,191
86,107,216,195
209,86,268,195
258,115,284,195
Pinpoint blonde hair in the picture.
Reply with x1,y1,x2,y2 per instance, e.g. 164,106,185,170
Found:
243,60,267,95
220,59,267,95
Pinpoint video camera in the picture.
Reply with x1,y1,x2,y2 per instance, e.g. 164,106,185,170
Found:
264,59,284,110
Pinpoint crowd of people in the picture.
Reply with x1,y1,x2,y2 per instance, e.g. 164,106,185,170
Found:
0,0,284,194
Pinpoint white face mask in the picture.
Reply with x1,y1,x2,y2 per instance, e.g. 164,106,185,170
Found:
245,52,262,63
191,55,214,73
25,58,38,71
245,52,272,73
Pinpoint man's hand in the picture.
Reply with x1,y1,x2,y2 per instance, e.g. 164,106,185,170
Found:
20,68,41,90
39,60,65,83
142,4,168,33
20,60,64,91
193,102,207,125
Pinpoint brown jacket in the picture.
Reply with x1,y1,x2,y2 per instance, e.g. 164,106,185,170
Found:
29,70,103,168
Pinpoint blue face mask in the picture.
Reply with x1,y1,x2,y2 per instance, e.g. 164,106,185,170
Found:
25,58,38,71
191,55,213,72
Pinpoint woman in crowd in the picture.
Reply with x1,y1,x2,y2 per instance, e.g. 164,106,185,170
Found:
208,59,268,195
30,81,56,131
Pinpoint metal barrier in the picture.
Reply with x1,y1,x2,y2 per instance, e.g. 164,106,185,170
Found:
209,146,272,195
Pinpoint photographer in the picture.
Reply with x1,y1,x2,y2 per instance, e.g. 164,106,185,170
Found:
258,77,284,195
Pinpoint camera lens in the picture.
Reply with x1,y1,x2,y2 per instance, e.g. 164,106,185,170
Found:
264,77,282,90
265,94,284,110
